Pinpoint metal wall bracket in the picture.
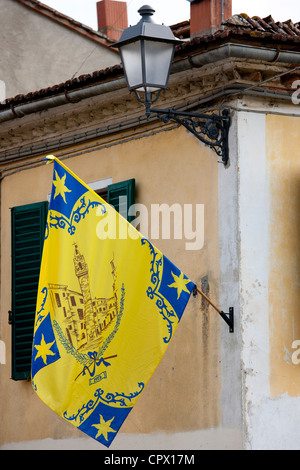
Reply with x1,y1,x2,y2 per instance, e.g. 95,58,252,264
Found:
219,307,234,334
147,106,231,166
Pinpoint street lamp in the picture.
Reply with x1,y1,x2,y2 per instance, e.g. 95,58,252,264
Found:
115,5,231,166
114,6,234,332
115,5,178,109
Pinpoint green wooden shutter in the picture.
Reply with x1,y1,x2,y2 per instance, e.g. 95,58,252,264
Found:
107,179,135,223
11,201,48,381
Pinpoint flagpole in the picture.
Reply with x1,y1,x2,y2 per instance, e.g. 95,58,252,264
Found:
196,287,222,314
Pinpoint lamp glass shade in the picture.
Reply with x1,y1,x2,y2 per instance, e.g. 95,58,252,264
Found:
143,40,175,92
120,39,175,94
120,41,142,90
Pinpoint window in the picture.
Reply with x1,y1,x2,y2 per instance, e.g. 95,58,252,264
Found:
55,293,61,308
77,309,84,320
11,201,48,381
107,179,135,223
10,178,135,381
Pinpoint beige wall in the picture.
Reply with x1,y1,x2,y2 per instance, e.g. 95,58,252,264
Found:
0,126,221,446
267,114,300,398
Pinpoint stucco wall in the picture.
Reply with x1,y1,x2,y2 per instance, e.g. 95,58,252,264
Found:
0,126,225,449
0,0,118,98
239,109,300,450
267,114,300,399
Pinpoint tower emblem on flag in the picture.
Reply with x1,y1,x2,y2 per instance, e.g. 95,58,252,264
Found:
48,243,119,354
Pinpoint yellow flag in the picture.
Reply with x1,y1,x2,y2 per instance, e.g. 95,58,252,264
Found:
31,156,195,447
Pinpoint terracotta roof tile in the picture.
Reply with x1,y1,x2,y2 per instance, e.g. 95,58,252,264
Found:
170,20,191,39
224,13,300,39
172,13,300,41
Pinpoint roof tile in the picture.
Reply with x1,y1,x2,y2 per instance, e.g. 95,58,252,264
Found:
223,13,300,39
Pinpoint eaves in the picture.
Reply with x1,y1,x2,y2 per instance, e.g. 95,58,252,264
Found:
176,28,300,59
1,27,300,115
0,29,299,167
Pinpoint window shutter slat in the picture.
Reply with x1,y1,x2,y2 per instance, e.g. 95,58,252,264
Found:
107,179,135,222
11,202,48,381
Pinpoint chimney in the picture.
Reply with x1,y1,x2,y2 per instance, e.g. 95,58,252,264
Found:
97,0,128,42
189,0,232,37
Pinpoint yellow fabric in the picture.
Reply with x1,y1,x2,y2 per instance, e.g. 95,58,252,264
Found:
31,156,195,447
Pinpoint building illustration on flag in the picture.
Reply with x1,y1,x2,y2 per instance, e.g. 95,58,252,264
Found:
31,156,195,447
48,243,118,353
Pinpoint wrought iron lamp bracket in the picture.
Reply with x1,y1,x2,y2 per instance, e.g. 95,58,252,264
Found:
146,106,231,166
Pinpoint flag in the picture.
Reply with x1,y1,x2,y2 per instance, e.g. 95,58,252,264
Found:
31,156,195,448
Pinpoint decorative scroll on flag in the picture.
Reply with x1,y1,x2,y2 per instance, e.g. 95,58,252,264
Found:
31,156,195,447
